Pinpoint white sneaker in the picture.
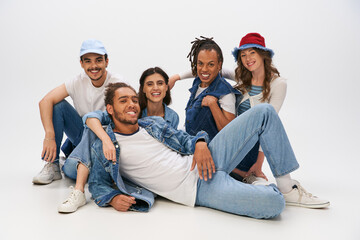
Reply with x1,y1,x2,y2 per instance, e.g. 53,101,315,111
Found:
282,180,330,208
58,186,86,213
32,162,62,185
243,174,270,186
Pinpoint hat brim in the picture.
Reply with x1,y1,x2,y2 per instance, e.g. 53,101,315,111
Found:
80,49,107,57
232,44,274,61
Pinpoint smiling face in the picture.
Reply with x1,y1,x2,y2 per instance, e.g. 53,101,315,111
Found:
196,49,222,87
80,53,108,86
240,48,264,74
143,73,168,104
106,87,140,133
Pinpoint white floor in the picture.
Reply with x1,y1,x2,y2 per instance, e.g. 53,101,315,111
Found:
1,159,359,240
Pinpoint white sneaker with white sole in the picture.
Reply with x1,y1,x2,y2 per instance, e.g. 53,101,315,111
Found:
32,162,62,185
282,180,330,208
58,186,86,213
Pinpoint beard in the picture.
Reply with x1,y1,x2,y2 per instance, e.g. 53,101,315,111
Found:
113,110,138,125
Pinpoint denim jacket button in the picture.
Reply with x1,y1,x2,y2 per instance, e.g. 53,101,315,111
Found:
115,144,119,148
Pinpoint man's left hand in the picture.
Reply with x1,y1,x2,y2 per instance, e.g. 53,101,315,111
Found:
191,141,215,181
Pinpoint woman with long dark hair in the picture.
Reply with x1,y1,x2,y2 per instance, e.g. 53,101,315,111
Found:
138,67,179,129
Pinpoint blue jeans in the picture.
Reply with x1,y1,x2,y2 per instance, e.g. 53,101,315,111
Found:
51,100,84,180
195,104,299,219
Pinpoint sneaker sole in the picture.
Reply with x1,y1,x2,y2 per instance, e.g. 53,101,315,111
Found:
32,174,62,185
58,202,86,213
286,201,330,209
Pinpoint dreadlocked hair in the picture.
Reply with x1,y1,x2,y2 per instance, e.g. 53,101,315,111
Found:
234,48,280,102
187,36,223,76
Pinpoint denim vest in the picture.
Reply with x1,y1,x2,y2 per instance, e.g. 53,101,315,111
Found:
185,74,241,140
70,113,209,212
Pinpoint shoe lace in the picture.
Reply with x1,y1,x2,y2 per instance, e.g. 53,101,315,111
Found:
296,184,314,199
40,163,52,174
62,187,78,204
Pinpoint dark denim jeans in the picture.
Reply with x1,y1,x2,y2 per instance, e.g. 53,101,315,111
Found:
49,100,84,179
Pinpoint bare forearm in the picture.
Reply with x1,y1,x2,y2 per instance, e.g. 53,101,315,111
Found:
208,103,235,131
39,83,69,138
86,118,111,142
256,151,265,167
39,98,56,138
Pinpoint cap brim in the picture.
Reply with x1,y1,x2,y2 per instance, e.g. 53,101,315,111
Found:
80,49,107,57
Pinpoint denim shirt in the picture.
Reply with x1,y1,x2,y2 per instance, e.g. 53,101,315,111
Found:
69,114,209,212
141,103,179,129
185,74,241,140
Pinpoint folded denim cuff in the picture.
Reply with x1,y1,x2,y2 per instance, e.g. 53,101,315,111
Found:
94,189,123,207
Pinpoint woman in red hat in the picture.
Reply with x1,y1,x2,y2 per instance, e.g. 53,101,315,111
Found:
169,33,286,183
230,32,287,182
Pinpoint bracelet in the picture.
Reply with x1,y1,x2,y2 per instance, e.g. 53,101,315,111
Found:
44,138,55,141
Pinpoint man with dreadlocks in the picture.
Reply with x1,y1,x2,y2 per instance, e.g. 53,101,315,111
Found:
184,37,241,141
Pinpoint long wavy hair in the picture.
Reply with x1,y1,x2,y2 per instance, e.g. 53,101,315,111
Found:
234,48,279,102
138,67,171,117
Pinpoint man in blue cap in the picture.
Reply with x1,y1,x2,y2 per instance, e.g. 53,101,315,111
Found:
33,40,124,194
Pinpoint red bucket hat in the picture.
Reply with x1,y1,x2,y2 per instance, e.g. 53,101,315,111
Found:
232,33,274,61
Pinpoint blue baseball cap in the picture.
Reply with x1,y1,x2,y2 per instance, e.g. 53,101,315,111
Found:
79,39,107,57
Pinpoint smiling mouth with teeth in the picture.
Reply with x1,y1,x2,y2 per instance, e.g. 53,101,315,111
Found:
89,68,100,73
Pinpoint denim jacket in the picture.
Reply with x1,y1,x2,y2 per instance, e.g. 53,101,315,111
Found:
69,113,209,212
185,74,241,140
141,103,179,129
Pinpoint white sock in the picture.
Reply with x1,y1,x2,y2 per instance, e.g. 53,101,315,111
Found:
275,174,294,193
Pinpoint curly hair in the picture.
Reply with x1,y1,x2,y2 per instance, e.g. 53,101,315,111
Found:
104,82,136,106
234,48,279,102
138,67,171,117
187,36,223,76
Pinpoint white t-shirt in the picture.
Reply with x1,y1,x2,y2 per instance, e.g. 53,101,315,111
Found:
195,86,236,114
115,128,199,207
65,71,124,117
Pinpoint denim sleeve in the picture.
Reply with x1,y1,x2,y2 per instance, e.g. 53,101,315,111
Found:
88,150,122,207
172,113,180,129
82,110,111,128
164,106,180,129
172,127,209,154
168,111,179,129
